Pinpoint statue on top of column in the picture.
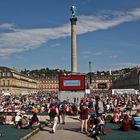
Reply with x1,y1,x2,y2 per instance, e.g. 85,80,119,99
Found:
70,5,77,18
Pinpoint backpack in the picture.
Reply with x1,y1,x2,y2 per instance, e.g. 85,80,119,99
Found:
49,107,57,118
61,104,67,113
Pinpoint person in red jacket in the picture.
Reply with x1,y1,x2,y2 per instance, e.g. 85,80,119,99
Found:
80,101,89,133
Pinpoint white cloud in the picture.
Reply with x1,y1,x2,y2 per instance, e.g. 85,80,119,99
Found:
83,55,90,59
94,52,103,56
0,23,16,30
51,43,61,48
0,24,70,56
82,51,92,55
82,51,103,58
0,8,140,57
109,55,118,58
82,51,93,59
77,8,140,34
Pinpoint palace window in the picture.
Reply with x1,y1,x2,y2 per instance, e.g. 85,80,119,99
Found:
7,80,10,86
3,80,5,86
7,72,11,77
2,72,6,77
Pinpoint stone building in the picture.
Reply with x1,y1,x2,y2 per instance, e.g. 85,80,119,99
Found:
0,67,38,95
86,74,112,91
37,74,113,93
112,67,140,90
37,75,59,92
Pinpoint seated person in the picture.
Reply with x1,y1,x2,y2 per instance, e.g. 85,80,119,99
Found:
113,108,120,123
19,112,30,129
96,115,106,135
87,113,97,136
135,105,140,117
132,108,140,129
121,114,131,131
30,113,40,128
3,111,14,125
14,112,21,128
3,115,13,124
0,116,5,124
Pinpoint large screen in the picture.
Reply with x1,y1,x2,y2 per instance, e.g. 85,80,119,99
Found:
59,75,85,91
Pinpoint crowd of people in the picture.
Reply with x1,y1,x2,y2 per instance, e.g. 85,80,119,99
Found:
0,91,140,139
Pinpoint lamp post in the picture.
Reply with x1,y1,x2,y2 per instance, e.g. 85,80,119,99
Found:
89,61,92,85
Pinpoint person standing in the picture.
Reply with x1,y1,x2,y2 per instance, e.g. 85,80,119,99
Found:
48,103,59,133
79,100,89,133
95,96,104,115
59,100,67,124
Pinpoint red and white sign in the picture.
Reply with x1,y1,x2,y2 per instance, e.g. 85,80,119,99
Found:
59,75,85,91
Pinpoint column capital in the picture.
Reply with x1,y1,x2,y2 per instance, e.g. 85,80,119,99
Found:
70,17,77,25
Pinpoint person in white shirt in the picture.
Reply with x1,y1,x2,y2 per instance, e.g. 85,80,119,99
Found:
15,112,21,128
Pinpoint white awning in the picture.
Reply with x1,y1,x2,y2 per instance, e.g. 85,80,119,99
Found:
3,92,11,96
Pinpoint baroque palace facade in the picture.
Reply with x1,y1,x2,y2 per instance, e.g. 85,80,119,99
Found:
0,67,38,95
38,74,113,93
87,74,113,91
112,67,140,90
37,75,59,92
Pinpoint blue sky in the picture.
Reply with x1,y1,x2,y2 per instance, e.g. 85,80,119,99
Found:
0,0,140,73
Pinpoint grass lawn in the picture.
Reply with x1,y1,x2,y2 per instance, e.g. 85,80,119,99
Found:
0,124,33,140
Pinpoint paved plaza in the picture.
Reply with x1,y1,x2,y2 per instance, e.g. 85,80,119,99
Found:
28,115,140,140
29,116,93,140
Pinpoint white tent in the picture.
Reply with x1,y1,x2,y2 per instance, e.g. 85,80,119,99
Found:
3,92,11,96
112,89,137,95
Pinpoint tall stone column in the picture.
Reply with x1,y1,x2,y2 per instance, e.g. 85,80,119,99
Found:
70,18,77,74
70,6,77,74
